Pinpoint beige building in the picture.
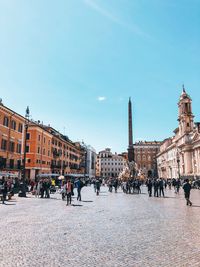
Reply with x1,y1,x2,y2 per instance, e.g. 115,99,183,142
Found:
157,87,200,179
97,148,127,179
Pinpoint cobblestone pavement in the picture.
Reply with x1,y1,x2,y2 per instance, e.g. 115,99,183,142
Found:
1,186,200,267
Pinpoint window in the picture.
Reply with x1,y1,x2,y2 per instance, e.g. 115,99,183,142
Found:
16,143,22,154
9,159,14,169
3,116,9,127
9,141,15,152
1,139,7,150
43,148,45,155
37,147,40,154
17,160,21,169
18,123,23,133
11,120,16,130
38,135,41,141
44,137,46,144
0,157,6,168
26,133,30,140
26,145,29,153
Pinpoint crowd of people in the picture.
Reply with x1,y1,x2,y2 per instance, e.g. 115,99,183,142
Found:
145,177,192,205
0,176,17,204
121,179,142,194
0,174,194,207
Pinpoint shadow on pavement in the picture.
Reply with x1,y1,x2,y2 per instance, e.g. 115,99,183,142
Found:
81,200,93,203
191,205,200,208
72,204,83,207
0,203,16,205
48,197,61,201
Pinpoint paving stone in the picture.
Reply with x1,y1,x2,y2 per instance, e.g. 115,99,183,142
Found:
0,186,200,267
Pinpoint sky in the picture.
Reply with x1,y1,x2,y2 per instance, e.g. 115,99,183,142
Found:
0,0,200,153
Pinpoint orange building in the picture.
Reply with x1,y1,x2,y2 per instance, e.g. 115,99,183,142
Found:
44,127,84,175
0,101,86,180
0,102,25,176
25,125,85,179
25,123,53,179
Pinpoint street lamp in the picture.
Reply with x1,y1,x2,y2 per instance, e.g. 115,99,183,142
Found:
19,106,30,197
84,150,87,178
177,150,181,179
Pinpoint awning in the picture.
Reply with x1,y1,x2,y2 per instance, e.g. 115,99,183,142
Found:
64,173,86,178
36,173,60,178
0,172,19,178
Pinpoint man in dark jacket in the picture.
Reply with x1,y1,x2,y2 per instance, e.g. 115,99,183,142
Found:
2,178,8,204
146,179,153,197
76,178,83,201
159,178,165,197
153,179,159,197
183,179,192,206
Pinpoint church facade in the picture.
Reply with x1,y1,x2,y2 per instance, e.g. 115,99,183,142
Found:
157,87,200,180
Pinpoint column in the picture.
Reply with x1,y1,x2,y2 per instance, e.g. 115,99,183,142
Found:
184,151,193,175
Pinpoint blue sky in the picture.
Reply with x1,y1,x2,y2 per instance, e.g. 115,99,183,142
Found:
0,0,200,153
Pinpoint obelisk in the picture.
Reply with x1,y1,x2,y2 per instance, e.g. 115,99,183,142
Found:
128,97,134,162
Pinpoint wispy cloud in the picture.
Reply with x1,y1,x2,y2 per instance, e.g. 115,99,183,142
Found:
83,0,147,37
97,96,106,101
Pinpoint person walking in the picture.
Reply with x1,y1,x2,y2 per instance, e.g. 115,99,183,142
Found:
146,179,153,197
175,179,181,194
76,178,83,201
183,179,192,206
159,178,165,197
168,180,172,190
95,179,101,196
40,179,45,198
153,179,159,197
2,178,8,204
108,179,113,193
66,179,72,205
113,179,118,193
35,181,41,198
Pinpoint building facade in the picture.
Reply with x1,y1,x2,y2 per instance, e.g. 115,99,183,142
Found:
0,102,24,175
85,145,96,178
25,123,53,179
134,141,161,178
157,87,200,179
0,101,88,179
97,148,127,179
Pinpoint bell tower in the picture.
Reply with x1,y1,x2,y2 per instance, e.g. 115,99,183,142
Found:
178,85,194,135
